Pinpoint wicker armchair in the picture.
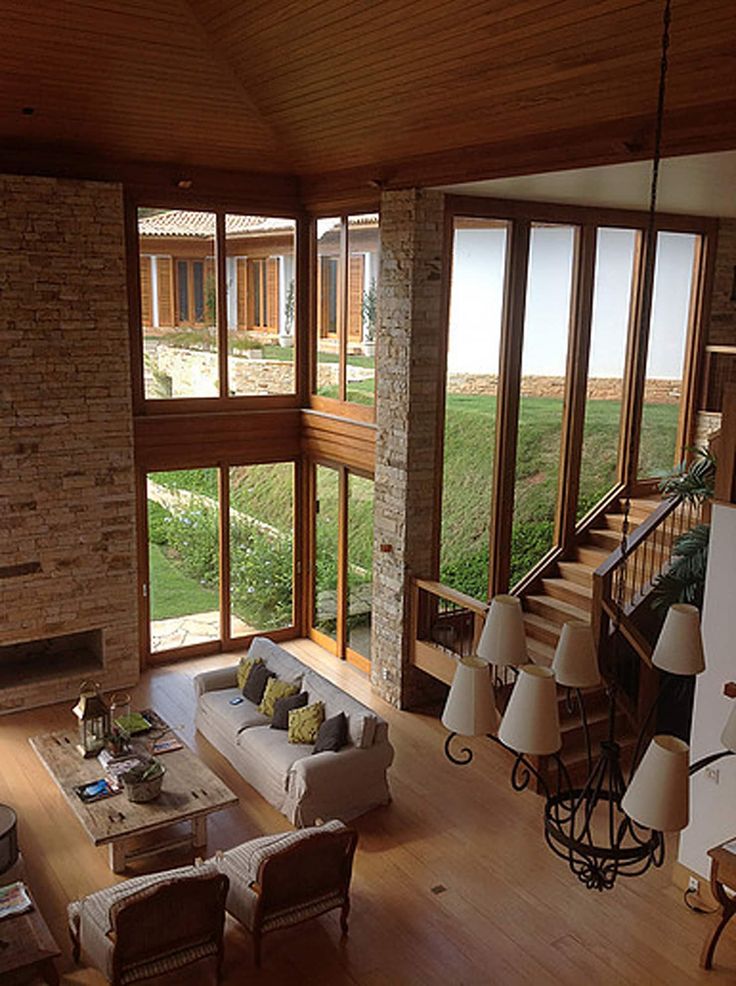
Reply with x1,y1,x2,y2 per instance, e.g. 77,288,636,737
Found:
68,864,229,985
216,820,358,966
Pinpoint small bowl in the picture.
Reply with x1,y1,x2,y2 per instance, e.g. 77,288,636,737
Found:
121,764,165,803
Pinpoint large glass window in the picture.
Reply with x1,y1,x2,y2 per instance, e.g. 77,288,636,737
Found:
638,231,699,477
147,469,220,653
511,223,575,586
313,465,340,640
229,464,294,636
225,214,296,396
138,208,297,400
146,463,295,657
315,213,379,407
139,210,217,398
577,228,638,519
346,214,379,407
440,219,507,598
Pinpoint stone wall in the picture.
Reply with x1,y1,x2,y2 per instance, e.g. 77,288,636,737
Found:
0,175,138,712
152,345,372,397
447,374,681,403
372,189,447,708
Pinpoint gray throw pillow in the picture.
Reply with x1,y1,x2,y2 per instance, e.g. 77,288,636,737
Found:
243,663,275,705
271,691,308,730
312,712,348,754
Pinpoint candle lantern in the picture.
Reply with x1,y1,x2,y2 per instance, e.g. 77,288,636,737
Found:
108,692,132,756
73,681,110,757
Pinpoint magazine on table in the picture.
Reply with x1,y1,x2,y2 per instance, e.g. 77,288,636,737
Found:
0,881,33,920
74,777,122,803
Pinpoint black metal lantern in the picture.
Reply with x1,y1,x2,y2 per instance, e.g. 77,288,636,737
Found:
72,680,110,757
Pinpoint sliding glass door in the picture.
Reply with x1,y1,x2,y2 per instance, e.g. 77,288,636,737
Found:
145,462,296,659
310,463,374,670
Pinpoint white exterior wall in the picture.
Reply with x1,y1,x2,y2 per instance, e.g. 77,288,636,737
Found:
678,502,736,878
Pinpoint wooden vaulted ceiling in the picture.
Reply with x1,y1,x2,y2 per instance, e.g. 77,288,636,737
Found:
1,0,735,191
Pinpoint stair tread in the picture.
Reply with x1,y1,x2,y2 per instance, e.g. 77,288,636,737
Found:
542,577,593,599
526,595,590,623
526,638,555,666
557,561,595,584
523,612,561,633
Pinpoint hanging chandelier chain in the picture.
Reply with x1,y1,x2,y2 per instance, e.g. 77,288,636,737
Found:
647,0,672,243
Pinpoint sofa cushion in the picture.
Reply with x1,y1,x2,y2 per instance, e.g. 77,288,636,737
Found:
236,655,263,692
259,678,300,718
237,725,311,779
248,637,305,685
302,670,379,749
243,664,275,705
288,702,325,745
272,691,308,730
313,712,348,754
199,687,269,741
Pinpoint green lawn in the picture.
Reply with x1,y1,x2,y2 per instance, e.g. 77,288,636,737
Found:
149,542,219,620
440,394,681,595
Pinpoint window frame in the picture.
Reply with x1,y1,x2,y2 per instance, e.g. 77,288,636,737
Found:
439,195,717,599
308,209,379,424
126,195,308,414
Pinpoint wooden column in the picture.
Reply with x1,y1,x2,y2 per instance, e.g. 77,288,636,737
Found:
488,219,530,596
555,224,597,553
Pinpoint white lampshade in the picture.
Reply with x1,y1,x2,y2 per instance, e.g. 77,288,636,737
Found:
476,594,528,667
552,621,601,689
651,603,705,676
498,665,561,755
442,657,499,737
621,735,690,832
721,706,736,753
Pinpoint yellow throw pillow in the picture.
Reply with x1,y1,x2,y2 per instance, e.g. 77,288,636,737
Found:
259,677,299,718
288,702,325,745
236,656,263,692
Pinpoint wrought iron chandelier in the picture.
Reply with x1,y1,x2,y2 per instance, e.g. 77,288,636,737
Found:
441,0,736,892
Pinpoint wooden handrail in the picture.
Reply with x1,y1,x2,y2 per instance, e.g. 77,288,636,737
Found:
413,578,488,617
594,495,680,579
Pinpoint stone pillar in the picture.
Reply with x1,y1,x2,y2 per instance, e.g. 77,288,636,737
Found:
371,189,448,708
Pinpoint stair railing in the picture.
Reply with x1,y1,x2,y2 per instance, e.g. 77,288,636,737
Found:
591,494,702,671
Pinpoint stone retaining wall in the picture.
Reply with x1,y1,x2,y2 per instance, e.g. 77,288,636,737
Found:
447,373,681,403
152,345,372,397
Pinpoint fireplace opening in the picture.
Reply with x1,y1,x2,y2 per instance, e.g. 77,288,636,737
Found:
0,629,104,691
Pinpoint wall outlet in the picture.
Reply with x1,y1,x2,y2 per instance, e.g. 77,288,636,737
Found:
705,767,720,784
688,876,699,894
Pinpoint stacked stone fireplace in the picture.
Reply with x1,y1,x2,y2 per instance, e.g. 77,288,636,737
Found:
0,175,139,712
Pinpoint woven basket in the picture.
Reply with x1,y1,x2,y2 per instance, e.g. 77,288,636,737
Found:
122,764,165,803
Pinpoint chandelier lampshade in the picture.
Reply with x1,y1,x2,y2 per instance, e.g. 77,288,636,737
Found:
476,594,527,667
651,603,706,676
498,665,561,756
442,657,499,736
622,735,690,832
552,621,601,689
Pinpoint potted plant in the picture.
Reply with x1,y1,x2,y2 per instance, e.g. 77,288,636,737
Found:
121,758,165,803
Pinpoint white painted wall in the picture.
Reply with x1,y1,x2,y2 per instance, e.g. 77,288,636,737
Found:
678,502,736,878
447,226,697,378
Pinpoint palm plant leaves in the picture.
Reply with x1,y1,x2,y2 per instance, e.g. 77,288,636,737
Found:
658,446,715,504
652,522,710,610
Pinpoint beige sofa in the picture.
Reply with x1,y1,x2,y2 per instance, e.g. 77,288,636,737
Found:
194,638,393,826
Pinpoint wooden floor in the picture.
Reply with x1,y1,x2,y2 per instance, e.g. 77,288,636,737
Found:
3,638,735,985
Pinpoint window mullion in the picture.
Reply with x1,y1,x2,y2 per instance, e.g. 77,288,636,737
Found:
216,212,228,398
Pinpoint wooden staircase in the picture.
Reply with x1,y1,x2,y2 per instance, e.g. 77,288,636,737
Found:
520,496,660,783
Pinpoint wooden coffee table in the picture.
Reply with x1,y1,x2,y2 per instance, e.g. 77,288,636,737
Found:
30,729,238,874
0,878,60,985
